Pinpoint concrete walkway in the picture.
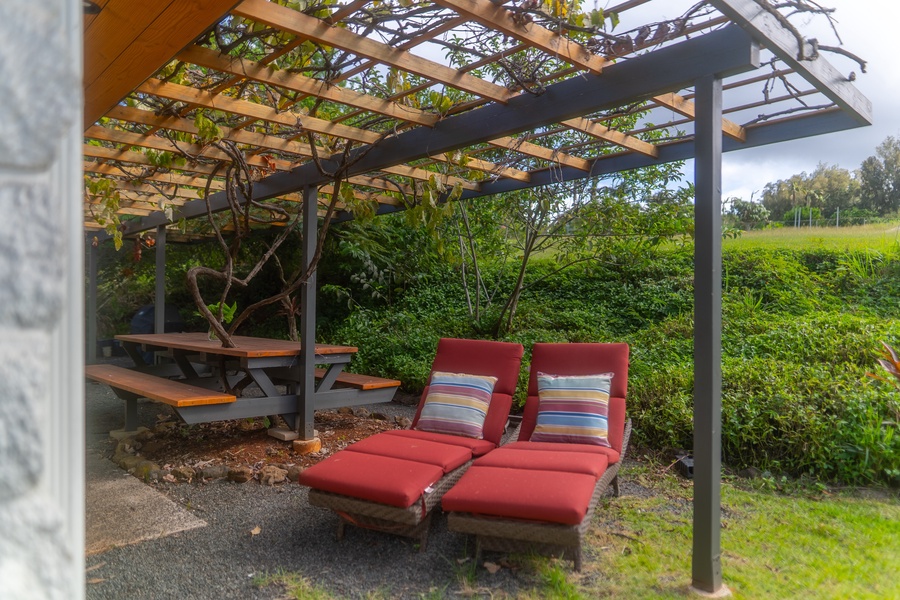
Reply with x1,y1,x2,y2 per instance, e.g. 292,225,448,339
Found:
85,449,206,555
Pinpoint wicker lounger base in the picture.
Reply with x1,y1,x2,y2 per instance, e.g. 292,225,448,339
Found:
448,460,622,571
307,461,471,550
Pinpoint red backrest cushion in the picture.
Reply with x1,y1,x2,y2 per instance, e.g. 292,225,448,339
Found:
411,338,525,445
518,343,630,453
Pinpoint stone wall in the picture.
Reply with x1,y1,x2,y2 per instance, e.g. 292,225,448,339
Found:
0,1,85,598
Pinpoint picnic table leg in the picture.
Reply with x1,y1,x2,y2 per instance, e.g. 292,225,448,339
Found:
246,368,280,398
121,341,148,367
111,390,141,432
314,363,345,392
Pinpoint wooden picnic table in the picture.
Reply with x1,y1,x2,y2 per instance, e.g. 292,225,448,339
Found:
88,332,398,435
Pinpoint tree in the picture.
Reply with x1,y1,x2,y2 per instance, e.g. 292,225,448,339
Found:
761,162,860,224
452,161,693,336
723,196,769,229
859,136,900,216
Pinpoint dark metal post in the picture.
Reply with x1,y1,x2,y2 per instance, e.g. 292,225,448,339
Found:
154,225,167,334
298,186,318,439
86,240,98,364
692,74,725,594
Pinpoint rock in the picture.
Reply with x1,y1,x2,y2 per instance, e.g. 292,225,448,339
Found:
227,466,254,483
286,465,303,482
337,407,353,415
133,460,160,481
171,466,196,482
200,465,229,480
116,454,143,471
259,465,288,486
352,407,370,418
394,416,412,429
115,439,137,455
738,467,762,479
370,412,388,421
135,429,155,442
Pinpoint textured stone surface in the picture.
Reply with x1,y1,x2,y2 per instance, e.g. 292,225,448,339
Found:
0,340,44,502
0,498,68,600
0,185,65,327
258,465,288,486
0,2,79,168
227,466,254,483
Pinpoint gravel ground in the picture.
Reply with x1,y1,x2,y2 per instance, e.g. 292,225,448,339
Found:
84,362,644,599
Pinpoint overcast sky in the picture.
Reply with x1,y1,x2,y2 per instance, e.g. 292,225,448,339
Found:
713,0,898,200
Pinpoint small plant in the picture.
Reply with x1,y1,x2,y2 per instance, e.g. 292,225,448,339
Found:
205,300,237,324
867,341,900,423
199,300,238,341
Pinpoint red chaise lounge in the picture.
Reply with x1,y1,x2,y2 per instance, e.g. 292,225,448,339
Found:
442,342,630,570
299,337,524,548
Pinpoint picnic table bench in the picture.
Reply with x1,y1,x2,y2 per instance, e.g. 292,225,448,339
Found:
85,363,236,431
87,333,400,434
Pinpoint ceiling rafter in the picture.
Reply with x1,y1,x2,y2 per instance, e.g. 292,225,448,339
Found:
489,136,592,171
115,26,762,234
176,45,440,128
103,105,420,194
138,79,385,145
431,0,608,75
561,117,659,158
652,93,747,141
81,0,871,240
232,0,513,104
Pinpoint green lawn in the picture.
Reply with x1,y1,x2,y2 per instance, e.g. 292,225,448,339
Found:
257,460,900,599
724,223,900,253
575,463,900,600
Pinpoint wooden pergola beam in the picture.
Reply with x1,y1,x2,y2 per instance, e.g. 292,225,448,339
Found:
177,45,440,128
232,0,513,104
562,117,659,158
138,79,384,145
112,26,760,236
83,0,239,129
489,137,592,172
432,0,608,74
710,0,872,125
653,93,747,142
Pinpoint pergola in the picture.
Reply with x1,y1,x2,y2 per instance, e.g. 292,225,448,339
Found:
81,0,870,593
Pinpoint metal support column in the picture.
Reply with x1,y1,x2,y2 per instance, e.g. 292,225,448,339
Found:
154,225,167,334
692,74,725,594
297,186,318,440
86,240,99,364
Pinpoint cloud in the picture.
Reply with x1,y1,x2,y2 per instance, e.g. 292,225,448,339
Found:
681,0,898,200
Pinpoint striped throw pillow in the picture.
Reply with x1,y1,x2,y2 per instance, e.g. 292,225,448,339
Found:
530,372,614,447
415,371,498,439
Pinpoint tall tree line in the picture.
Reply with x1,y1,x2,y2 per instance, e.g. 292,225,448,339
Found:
743,135,900,227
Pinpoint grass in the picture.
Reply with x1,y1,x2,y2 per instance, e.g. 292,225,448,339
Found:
724,223,900,253
575,462,900,600
254,460,899,600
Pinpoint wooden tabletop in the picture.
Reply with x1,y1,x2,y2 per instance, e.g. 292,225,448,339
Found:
115,332,357,359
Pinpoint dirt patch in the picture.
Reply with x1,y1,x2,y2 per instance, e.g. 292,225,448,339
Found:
109,407,410,480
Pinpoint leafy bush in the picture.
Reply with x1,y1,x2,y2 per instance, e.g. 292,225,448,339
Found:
98,230,900,485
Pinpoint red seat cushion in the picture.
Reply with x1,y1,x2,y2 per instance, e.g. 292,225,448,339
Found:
382,429,496,457
473,447,608,478
502,440,621,464
345,432,473,473
299,452,444,509
442,466,598,525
